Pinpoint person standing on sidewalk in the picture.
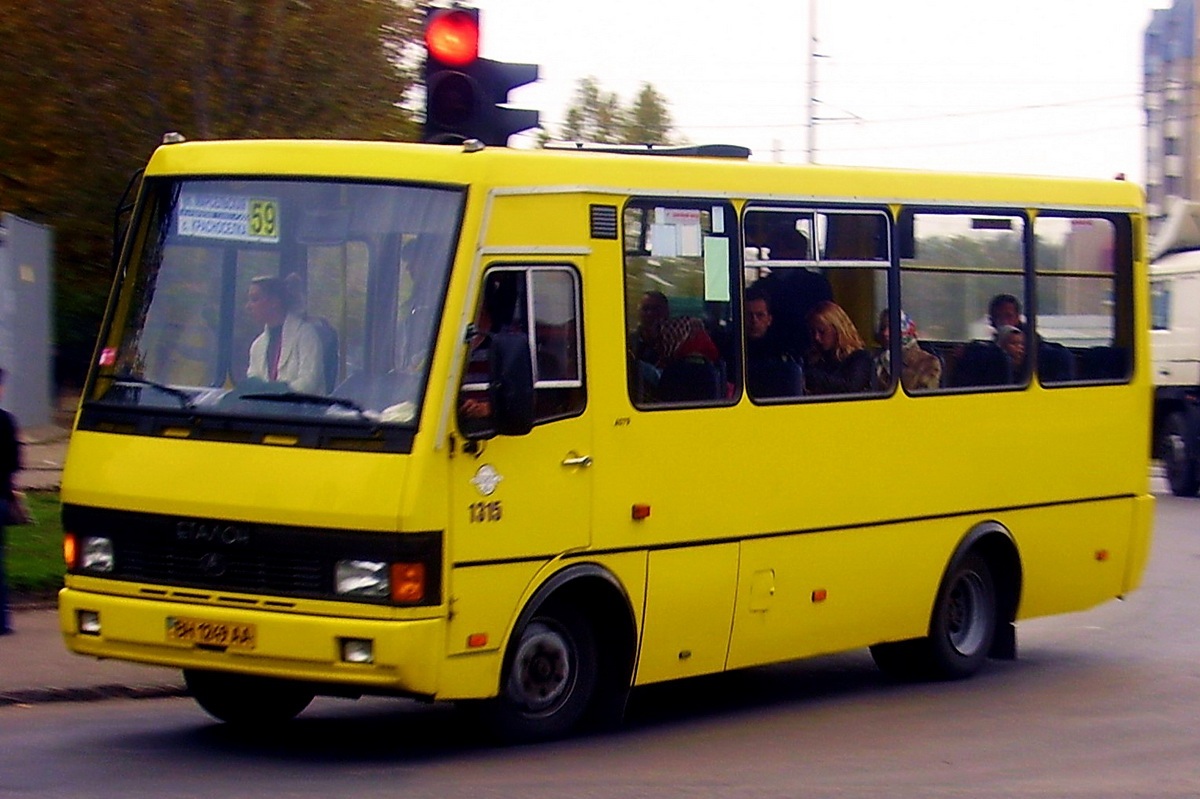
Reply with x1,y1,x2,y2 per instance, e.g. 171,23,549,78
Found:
0,368,22,635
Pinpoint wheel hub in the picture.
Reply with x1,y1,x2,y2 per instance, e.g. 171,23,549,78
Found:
510,623,573,712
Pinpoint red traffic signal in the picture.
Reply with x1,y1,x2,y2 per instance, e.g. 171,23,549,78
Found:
424,8,479,67
422,4,539,146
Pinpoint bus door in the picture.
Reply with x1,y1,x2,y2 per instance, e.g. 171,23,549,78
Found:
450,264,591,564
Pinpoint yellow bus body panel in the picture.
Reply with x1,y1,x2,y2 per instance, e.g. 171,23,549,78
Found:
59,586,443,695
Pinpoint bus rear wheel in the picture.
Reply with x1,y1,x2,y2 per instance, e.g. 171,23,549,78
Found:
484,604,598,743
1163,412,1200,497
870,552,997,681
183,669,314,726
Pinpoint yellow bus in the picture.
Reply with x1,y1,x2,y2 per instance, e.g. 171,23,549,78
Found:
59,137,1154,740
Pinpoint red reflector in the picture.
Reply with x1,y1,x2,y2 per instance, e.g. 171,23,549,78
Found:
1095,549,1110,562
811,589,827,603
425,10,479,67
631,504,651,520
467,633,488,648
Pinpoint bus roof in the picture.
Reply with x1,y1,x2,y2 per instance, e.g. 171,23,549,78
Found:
145,139,1145,213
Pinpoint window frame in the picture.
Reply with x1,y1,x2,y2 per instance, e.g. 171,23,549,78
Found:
462,262,586,430
898,206,1032,395
741,202,894,404
622,196,741,410
1031,210,1134,387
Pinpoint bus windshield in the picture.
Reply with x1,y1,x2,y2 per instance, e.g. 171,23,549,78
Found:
88,177,463,431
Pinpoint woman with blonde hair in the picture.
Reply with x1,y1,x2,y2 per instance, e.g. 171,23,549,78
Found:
805,300,873,395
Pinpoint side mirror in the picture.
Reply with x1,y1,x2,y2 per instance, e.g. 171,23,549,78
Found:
488,332,535,436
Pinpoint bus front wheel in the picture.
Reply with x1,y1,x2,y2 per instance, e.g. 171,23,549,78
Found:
870,552,997,681
484,604,598,742
183,669,314,726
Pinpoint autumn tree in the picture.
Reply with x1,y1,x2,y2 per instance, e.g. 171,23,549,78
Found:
557,77,678,145
0,0,423,384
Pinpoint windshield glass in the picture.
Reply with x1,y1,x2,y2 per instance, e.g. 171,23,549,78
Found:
89,178,463,428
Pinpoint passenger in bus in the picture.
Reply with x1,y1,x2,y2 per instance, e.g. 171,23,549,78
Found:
988,293,1023,335
996,325,1027,376
245,276,325,395
631,291,670,367
628,291,723,402
754,226,832,359
804,300,872,395
872,309,942,392
744,285,804,399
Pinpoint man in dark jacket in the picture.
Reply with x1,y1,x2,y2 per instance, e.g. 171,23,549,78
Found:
0,368,22,635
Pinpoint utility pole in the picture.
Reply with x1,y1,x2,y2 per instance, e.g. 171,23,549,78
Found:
807,0,817,164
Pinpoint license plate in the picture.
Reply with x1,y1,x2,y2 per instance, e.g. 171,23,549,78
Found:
166,615,256,650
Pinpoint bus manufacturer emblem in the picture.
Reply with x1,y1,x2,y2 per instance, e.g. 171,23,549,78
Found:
199,552,227,578
471,464,503,497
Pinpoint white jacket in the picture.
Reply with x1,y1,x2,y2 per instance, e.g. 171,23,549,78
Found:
247,313,325,394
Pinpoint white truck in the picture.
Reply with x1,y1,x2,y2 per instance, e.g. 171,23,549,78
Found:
1150,200,1200,495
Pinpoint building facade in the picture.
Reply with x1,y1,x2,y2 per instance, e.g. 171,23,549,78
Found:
1145,0,1199,222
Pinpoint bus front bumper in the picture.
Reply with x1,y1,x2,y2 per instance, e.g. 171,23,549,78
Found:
58,587,444,698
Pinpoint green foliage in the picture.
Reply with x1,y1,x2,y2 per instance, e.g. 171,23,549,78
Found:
0,0,423,386
5,491,65,596
556,77,678,145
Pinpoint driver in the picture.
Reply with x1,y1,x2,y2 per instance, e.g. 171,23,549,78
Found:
245,276,324,394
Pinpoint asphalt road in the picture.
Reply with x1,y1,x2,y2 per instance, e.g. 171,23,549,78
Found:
2,494,1198,798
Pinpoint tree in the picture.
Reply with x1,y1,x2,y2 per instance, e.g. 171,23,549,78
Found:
556,77,678,145
627,83,674,144
0,0,423,385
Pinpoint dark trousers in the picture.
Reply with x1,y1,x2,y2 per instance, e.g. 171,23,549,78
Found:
0,524,9,633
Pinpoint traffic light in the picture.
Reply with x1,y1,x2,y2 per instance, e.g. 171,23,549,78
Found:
423,5,540,146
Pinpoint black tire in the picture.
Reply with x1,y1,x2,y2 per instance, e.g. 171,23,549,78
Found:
183,669,314,726
1163,412,1200,497
871,552,997,681
484,603,598,743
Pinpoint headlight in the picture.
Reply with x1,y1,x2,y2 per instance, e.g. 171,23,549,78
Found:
80,537,115,573
335,559,390,598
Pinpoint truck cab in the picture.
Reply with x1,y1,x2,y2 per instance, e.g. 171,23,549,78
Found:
1150,201,1200,495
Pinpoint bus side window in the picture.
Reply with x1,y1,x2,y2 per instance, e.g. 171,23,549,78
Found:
457,266,585,437
741,206,889,400
624,200,738,408
900,211,1027,392
1033,215,1131,384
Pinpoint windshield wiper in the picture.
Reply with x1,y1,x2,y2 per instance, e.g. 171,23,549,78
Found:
111,374,194,409
239,391,371,420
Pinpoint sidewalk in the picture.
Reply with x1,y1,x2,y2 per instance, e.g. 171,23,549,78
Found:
0,608,185,707
2,399,187,707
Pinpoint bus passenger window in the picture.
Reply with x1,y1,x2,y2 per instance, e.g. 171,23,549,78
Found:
742,206,889,401
900,212,1027,391
1033,215,1131,384
624,200,738,408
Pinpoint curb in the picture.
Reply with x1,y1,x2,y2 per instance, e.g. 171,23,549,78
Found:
0,683,187,708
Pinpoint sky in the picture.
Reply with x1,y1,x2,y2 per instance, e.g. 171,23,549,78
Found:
469,0,1166,182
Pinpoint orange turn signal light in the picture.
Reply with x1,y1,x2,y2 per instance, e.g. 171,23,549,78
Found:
63,533,77,569
632,504,651,520
390,562,426,603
